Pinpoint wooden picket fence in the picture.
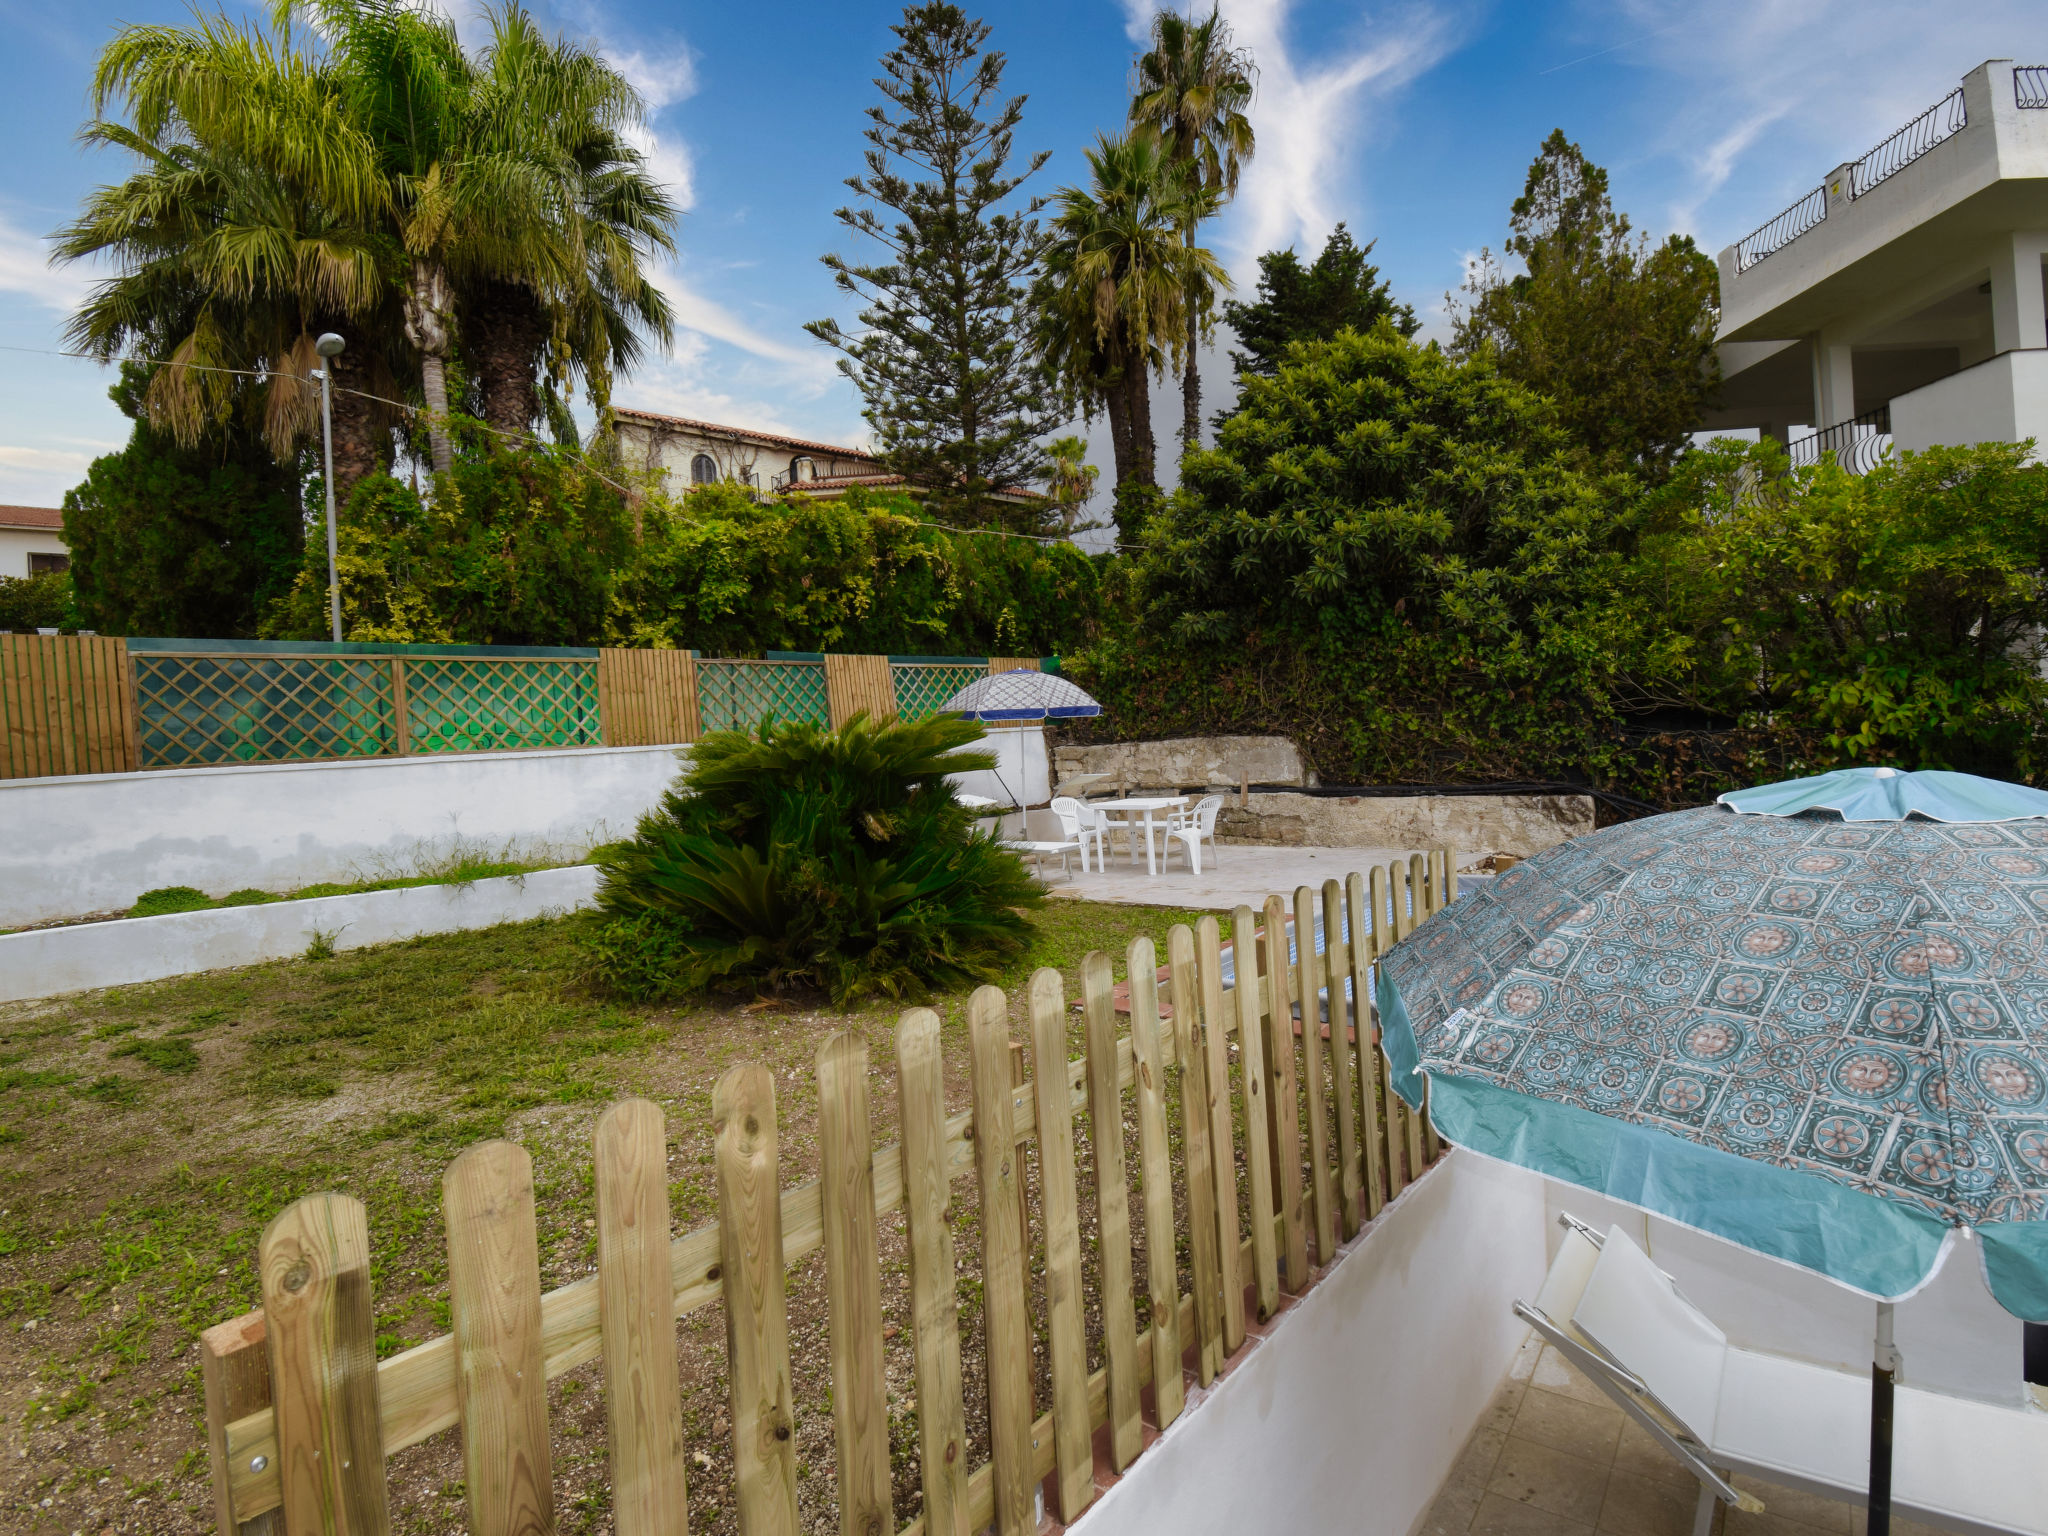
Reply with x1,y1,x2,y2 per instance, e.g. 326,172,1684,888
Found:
200,853,1457,1536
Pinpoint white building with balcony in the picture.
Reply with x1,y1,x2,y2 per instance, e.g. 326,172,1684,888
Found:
1708,59,2048,469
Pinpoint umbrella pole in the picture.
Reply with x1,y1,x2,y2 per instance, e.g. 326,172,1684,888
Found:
1869,1300,1899,1535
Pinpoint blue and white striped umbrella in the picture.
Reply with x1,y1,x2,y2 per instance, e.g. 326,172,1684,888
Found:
939,669,1102,722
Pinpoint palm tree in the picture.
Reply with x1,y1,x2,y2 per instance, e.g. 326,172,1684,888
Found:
1037,131,1221,499
1042,436,1101,535
56,12,407,502
1130,5,1255,460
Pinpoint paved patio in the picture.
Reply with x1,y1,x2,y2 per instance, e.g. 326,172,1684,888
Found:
1034,841,1430,912
1419,1337,1948,1536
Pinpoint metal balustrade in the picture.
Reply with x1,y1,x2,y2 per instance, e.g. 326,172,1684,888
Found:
1786,405,1894,476
1734,185,1828,272
2017,66,2048,109
1849,87,1967,198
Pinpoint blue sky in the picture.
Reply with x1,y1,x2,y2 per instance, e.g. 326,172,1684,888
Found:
0,0,2044,510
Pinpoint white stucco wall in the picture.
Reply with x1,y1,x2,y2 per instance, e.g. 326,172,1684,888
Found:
1542,1181,2025,1407
0,865,601,1004
0,744,684,928
1891,347,2048,455
0,526,69,580
1073,1153,1549,1536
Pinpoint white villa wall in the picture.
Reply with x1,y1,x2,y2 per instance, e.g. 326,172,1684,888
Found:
1072,1154,1549,1536
1542,1181,2026,1407
0,744,684,928
0,526,68,580
0,865,601,1004
1891,347,2048,455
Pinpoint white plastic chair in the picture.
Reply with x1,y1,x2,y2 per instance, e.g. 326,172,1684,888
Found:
1162,795,1224,875
1518,1215,2048,1536
1047,797,1104,873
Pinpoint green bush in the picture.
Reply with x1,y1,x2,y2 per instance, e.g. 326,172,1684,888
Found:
612,483,1101,656
217,889,280,907
262,420,635,643
0,570,72,632
1634,438,2048,778
1071,323,1642,784
129,886,213,918
585,711,1041,1003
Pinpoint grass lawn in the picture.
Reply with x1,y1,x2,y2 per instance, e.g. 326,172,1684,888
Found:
0,898,1236,1536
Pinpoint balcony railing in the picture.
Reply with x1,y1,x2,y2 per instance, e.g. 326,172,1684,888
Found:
1734,185,1827,272
1786,403,1893,475
2017,66,2048,109
1850,86,1967,198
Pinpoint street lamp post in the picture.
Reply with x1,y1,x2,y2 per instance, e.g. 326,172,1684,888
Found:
314,332,347,644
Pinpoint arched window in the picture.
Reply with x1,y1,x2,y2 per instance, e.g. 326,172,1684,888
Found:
690,453,717,485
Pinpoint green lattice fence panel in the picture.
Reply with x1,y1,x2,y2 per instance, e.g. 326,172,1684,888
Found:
696,659,830,733
403,659,601,753
890,660,988,722
133,653,397,768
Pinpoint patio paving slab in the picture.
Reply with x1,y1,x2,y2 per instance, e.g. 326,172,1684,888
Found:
1037,841,1432,912
1420,1338,1953,1536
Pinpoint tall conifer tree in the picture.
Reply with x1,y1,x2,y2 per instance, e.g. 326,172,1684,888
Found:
807,5,1055,527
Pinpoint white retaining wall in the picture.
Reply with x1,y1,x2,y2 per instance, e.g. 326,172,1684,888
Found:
1073,1153,1549,1536
0,745,683,928
0,865,601,1004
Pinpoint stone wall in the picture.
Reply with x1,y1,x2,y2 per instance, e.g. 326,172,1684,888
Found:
1217,791,1593,858
1053,735,1307,795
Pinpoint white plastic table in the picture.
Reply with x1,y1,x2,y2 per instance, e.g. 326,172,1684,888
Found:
1090,795,1189,876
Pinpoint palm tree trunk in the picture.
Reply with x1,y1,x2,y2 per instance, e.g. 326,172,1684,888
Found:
419,353,455,476
1129,365,1157,488
1181,308,1202,459
470,281,546,438
403,259,456,476
1103,370,1136,488
325,334,391,512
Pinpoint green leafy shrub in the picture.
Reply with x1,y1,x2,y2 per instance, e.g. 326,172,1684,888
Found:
218,889,279,907
612,483,1101,656
129,887,213,918
1071,323,1641,784
585,711,1042,1003
0,570,72,632
1634,438,2048,778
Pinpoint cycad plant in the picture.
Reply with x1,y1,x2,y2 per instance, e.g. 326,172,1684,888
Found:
585,712,1042,1005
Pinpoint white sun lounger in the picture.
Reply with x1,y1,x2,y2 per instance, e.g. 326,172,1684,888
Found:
1516,1214,2048,1536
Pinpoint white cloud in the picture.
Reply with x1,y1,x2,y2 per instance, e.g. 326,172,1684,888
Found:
1568,0,2048,249
0,216,92,315
649,263,834,375
0,443,112,472
1116,1,1463,273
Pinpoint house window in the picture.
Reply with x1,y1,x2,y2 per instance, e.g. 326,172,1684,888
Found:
690,453,717,485
27,552,68,576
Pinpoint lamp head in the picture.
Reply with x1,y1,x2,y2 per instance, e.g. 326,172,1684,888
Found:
314,332,346,359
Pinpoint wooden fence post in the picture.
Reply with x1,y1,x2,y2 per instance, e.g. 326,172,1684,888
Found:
1167,925,1224,1386
1231,905,1280,1321
714,1065,800,1536
388,659,411,756
1126,936,1185,1429
1031,968,1094,1521
1294,885,1337,1267
259,1193,390,1536
1199,917,1246,1351
1348,872,1388,1221
1261,894,1308,1292
816,1033,892,1536
895,1009,969,1536
1081,952,1141,1472
594,1099,689,1536
1323,879,1363,1242
202,1311,281,1536
966,987,1034,1536
443,1140,555,1536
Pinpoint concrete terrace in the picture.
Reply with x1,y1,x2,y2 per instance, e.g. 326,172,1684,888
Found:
1421,1337,1951,1536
